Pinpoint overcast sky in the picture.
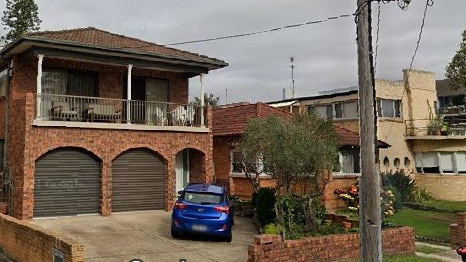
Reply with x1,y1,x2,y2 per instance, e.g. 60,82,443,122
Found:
1,0,465,104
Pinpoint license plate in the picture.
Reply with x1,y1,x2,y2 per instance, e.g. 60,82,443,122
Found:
192,224,207,232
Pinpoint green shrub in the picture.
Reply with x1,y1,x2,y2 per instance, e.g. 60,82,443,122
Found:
312,198,326,220
263,223,280,235
382,170,416,202
411,187,434,203
255,188,276,226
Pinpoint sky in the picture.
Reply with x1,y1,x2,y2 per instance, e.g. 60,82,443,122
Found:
1,0,465,104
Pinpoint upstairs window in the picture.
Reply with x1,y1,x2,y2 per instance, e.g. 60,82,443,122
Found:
42,69,97,97
377,99,401,118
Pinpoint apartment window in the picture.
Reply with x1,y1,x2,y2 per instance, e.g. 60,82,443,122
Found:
377,99,401,118
310,105,332,120
338,148,360,173
0,68,7,97
325,105,333,120
42,69,97,97
333,101,358,119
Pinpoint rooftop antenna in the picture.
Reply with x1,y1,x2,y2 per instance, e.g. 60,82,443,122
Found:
290,56,296,98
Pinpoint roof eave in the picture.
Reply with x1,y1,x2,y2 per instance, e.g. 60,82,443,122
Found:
1,37,228,71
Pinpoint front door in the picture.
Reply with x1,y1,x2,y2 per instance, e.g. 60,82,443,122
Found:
175,149,190,195
131,78,146,123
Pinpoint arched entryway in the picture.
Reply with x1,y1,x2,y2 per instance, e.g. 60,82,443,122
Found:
34,147,101,217
112,148,166,212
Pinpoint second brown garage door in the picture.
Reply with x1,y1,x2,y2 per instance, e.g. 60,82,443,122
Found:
112,148,166,212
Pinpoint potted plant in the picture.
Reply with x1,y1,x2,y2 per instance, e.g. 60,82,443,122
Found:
427,114,447,135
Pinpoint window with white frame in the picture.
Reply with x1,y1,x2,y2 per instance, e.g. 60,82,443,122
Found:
377,99,401,118
335,101,358,119
414,151,466,174
230,150,267,175
0,68,7,97
231,151,243,173
337,148,360,174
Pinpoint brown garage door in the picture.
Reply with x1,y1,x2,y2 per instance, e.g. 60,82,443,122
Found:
34,148,101,217
112,148,166,212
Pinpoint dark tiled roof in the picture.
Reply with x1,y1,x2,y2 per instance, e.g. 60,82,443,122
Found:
18,27,227,67
334,124,390,148
213,103,390,148
212,103,291,136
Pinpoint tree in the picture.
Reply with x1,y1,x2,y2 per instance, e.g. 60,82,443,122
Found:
240,113,339,238
446,28,466,90
192,93,220,106
1,0,41,46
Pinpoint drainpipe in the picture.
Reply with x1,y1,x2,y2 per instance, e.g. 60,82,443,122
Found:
200,74,205,127
127,64,133,124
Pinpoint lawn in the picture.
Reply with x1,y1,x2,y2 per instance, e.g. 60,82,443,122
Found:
416,200,466,212
392,207,456,241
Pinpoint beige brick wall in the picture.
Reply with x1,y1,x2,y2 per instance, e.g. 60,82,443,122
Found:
414,174,466,201
0,213,84,262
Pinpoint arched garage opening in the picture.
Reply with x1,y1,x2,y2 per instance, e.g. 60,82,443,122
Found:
34,147,101,217
112,148,167,212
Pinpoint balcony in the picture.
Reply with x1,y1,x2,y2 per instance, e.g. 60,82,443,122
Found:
405,119,466,140
32,94,209,132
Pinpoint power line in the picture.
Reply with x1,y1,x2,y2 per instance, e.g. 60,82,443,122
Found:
165,13,354,46
384,0,434,142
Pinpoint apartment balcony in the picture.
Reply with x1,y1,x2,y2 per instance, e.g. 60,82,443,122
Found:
405,119,466,140
31,94,210,132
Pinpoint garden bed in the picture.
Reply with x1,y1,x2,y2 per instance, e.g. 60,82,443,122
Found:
248,227,415,262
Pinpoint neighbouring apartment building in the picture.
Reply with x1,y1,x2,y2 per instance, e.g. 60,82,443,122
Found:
0,27,227,219
269,69,466,201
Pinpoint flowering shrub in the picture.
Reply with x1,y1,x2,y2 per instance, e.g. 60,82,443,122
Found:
334,184,396,224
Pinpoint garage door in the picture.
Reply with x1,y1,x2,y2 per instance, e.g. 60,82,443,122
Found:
112,148,166,212
34,148,101,217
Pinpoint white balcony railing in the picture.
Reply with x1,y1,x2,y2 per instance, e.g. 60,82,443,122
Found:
34,94,206,127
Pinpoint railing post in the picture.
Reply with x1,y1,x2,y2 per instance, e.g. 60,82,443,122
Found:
36,54,44,119
127,64,133,124
200,73,205,127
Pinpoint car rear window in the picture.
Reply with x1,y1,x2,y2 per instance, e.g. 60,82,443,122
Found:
182,192,224,205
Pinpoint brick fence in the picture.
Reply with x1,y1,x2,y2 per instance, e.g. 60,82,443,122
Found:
451,212,466,246
0,214,84,262
248,227,415,262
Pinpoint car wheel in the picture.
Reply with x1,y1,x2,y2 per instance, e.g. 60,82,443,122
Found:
171,229,181,239
231,218,235,226
223,234,232,243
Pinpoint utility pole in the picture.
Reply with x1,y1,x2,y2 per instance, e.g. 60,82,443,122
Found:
290,57,295,98
356,0,382,261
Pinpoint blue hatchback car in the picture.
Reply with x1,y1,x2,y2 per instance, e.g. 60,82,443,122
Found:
171,183,234,242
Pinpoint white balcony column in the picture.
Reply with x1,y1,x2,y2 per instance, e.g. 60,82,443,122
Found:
200,73,205,127
127,64,133,123
36,54,44,119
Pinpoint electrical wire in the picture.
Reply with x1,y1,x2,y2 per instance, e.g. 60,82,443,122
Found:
165,13,354,46
383,0,434,142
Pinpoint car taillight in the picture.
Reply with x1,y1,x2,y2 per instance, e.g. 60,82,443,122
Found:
174,202,187,210
214,206,229,214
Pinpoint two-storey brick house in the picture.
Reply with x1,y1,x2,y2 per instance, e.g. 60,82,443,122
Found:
0,27,227,219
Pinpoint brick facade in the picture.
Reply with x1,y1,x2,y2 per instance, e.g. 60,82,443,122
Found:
248,227,415,262
451,212,466,246
1,54,213,219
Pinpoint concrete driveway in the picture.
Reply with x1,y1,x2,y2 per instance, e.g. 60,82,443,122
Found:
34,211,256,262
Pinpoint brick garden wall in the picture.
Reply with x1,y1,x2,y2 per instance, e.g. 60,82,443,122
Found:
451,212,466,246
0,213,84,262
248,227,415,262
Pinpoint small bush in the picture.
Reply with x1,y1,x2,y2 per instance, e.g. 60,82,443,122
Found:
412,187,434,203
263,223,280,235
382,170,416,203
255,188,276,227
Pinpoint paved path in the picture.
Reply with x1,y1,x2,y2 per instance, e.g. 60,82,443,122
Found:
34,211,256,262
